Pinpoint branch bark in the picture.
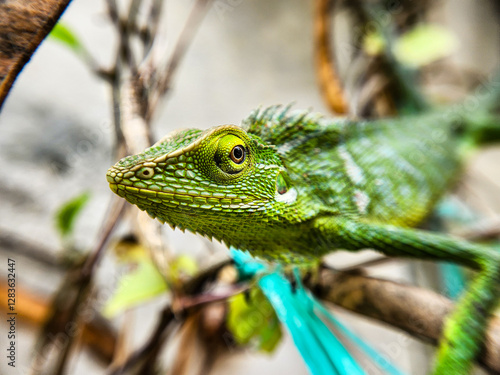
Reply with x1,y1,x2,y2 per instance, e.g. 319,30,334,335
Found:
0,0,72,109
313,0,349,114
308,269,500,373
0,284,117,364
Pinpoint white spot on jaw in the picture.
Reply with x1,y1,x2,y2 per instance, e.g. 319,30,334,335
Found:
338,145,365,185
275,187,297,204
354,189,370,214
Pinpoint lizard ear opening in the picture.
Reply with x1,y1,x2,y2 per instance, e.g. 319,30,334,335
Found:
276,172,289,194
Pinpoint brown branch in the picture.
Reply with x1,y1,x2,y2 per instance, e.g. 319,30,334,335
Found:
0,0,73,110
313,0,349,114
108,263,500,373
308,269,500,373
460,217,500,242
0,284,117,364
0,230,61,269
81,198,126,279
52,199,125,374
108,306,176,375
142,0,164,54
29,198,126,375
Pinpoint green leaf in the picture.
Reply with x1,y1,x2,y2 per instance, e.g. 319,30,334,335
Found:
256,314,282,353
169,255,198,283
103,259,168,318
363,31,386,56
227,287,282,353
393,24,458,68
55,192,90,238
49,22,83,52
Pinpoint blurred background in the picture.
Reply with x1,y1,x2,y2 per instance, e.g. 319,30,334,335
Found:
0,0,499,374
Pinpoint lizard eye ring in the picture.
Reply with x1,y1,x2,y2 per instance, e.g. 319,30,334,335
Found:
230,145,245,164
211,133,251,178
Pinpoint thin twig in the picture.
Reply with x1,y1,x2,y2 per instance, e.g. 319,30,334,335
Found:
123,0,141,75
459,218,500,242
174,284,248,312
106,0,138,76
142,0,164,55
108,306,176,375
331,254,396,272
42,199,125,375
0,230,61,269
105,0,119,24
147,0,213,121
81,198,126,279
314,0,349,114
181,259,233,295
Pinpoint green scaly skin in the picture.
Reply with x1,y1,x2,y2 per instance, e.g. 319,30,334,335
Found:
107,104,500,374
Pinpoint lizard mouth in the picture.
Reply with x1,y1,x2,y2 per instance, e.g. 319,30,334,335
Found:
106,165,259,212
107,180,256,212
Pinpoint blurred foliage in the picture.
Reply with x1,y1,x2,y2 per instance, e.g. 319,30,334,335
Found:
169,254,198,285
55,191,90,239
363,32,386,56
103,242,168,318
363,23,458,68
228,286,282,353
103,241,199,318
49,22,84,52
394,24,458,67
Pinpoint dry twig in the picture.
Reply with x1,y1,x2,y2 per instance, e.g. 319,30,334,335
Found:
313,0,349,114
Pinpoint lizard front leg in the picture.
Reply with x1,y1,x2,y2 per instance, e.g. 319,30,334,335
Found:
312,216,500,374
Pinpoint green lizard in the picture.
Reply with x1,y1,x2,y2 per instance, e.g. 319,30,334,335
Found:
106,90,500,373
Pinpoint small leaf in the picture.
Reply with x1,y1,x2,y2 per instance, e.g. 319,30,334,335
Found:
49,22,83,52
113,238,149,263
103,259,168,318
393,24,458,68
169,255,198,283
363,32,386,56
55,192,90,238
227,287,282,353
257,316,282,353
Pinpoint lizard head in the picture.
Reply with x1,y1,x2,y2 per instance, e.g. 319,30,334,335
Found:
106,125,301,244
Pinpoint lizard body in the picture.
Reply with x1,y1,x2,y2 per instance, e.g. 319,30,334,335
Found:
107,102,500,373
107,107,462,261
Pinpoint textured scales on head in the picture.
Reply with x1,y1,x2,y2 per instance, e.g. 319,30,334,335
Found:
242,104,341,149
106,106,335,262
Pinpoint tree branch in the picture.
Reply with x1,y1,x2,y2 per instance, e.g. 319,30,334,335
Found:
313,0,349,114
108,306,176,375
0,0,73,109
0,284,117,364
308,268,500,372
147,0,213,121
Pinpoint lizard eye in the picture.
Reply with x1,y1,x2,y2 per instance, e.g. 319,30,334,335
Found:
230,145,245,164
214,134,249,175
